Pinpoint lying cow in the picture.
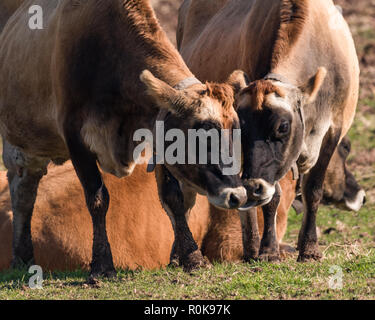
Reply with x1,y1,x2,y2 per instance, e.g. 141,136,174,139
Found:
0,0,248,277
178,0,360,261
0,137,364,270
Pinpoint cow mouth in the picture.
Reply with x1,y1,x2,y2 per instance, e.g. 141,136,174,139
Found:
208,187,248,209
238,196,273,211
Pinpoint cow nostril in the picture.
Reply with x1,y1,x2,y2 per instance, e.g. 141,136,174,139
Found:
363,196,367,205
228,193,241,208
253,183,263,197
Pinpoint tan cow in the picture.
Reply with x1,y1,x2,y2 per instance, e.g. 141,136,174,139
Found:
0,0,249,277
178,0,359,262
0,137,364,271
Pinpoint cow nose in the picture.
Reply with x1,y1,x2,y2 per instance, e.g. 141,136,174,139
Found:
227,187,247,209
252,182,263,197
248,180,264,197
244,179,276,201
228,193,241,208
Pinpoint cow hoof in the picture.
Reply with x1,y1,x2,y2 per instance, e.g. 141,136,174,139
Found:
279,243,296,254
297,251,322,262
182,250,211,272
90,262,116,279
11,257,35,270
258,252,281,262
88,270,117,283
168,257,180,268
297,244,322,262
243,255,259,263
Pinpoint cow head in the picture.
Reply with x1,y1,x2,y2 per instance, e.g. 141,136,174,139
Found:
322,136,366,211
237,68,327,209
140,70,248,209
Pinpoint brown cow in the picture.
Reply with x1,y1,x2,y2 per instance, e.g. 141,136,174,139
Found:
0,0,248,277
0,137,364,270
0,164,210,271
178,0,359,262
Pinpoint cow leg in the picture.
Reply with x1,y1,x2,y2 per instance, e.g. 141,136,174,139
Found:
156,166,209,272
297,130,341,262
258,184,281,262
64,131,115,278
239,208,260,261
169,242,180,267
2,140,48,268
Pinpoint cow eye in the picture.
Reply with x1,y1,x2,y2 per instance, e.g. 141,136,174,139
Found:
194,121,217,132
341,142,351,155
276,120,290,137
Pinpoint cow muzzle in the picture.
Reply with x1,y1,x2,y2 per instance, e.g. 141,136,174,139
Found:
208,187,247,209
239,179,276,211
343,189,366,212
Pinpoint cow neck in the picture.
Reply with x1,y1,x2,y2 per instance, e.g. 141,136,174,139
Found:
121,0,194,88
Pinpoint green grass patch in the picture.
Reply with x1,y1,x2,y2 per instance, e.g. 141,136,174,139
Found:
1,201,374,300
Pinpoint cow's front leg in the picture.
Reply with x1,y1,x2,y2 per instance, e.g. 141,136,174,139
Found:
65,129,115,278
298,130,341,262
156,166,209,272
239,208,260,261
2,140,49,268
258,184,281,262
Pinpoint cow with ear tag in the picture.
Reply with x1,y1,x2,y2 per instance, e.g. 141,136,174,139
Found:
178,0,359,262
0,0,248,278
140,69,248,271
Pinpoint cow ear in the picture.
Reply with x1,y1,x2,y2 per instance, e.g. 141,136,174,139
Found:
140,70,189,114
226,70,249,96
300,67,327,104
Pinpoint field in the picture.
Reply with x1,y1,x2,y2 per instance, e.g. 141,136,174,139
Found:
0,0,374,300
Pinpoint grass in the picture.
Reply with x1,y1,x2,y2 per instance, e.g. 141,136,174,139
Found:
0,202,374,300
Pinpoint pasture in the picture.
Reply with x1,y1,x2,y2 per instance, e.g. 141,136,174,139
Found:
0,0,374,300
0,205,375,300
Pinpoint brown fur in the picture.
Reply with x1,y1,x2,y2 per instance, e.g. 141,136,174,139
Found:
178,0,359,262
178,0,359,140
0,164,210,271
206,82,236,128
0,138,362,270
0,164,292,271
239,80,285,111
0,0,247,274
271,0,310,69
